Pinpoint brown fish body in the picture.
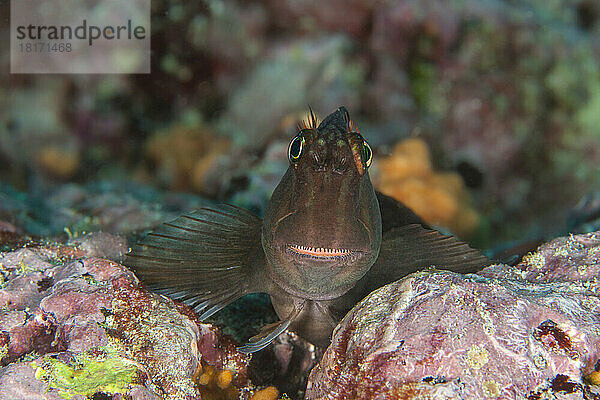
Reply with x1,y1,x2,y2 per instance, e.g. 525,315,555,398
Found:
125,106,490,352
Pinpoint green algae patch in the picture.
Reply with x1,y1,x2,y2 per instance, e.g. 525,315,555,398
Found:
30,348,139,399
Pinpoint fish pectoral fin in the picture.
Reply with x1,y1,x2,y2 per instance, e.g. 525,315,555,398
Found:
249,320,285,342
238,302,305,353
123,204,268,320
367,224,492,287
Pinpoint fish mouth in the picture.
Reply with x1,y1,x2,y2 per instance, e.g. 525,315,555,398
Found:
287,244,361,260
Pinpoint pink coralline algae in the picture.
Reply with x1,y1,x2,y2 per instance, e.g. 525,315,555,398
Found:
0,232,250,400
306,232,600,400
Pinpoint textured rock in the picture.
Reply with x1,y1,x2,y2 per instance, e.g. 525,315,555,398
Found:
0,233,250,399
480,232,600,284
0,362,50,400
306,232,600,399
68,231,129,260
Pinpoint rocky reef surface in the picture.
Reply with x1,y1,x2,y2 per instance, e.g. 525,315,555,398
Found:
1,207,599,399
306,232,600,399
0,230,282,400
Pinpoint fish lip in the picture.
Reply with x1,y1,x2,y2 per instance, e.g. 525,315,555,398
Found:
285,244,364,261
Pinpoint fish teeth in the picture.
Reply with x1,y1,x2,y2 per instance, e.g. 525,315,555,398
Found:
289,244,352,257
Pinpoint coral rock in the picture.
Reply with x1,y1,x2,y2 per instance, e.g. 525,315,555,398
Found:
306,231,600,399
480,232,600,284
0,233,249,399
0,362,50,400
68,231,128,260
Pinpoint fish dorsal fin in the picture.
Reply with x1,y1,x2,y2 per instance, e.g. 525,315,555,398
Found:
124,204,267,320
237,302,305,353
376,191,430,233
365,224,491,291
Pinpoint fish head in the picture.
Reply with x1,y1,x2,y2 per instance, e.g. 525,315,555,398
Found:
262,106,382,300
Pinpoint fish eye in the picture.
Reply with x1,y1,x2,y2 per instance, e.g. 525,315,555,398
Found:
362,140,372,168
288,135,305,162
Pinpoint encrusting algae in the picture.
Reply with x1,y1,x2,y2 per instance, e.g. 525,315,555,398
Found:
30,346,140,399
374,137,480,237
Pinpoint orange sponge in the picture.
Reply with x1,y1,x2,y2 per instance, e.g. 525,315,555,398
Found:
145,125,230,194
250,386,279,400
374,138,479,237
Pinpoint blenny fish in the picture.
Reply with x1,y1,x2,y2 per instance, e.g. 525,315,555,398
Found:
125,107,490,352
